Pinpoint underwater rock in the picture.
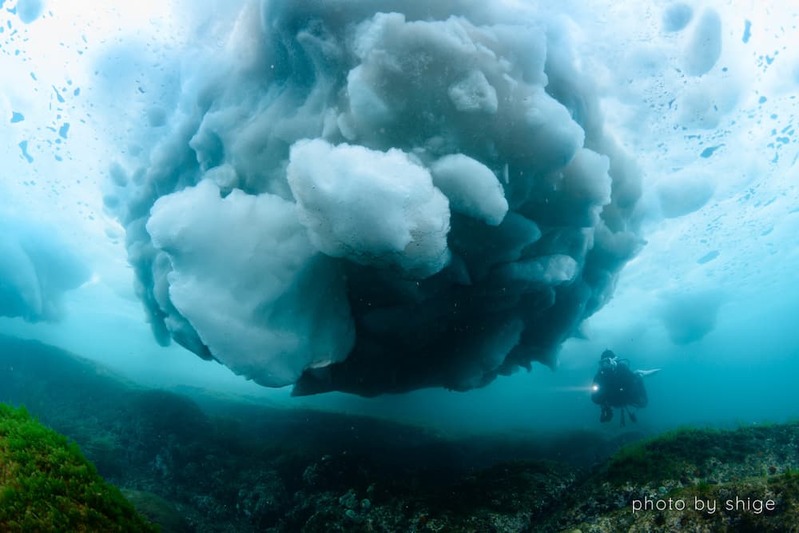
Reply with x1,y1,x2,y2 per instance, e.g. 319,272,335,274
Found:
4,335,799,531
545,423,799,532
0,403,157,531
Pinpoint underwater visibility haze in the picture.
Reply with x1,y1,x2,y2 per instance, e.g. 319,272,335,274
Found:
2,2,799,526
2,0,799,431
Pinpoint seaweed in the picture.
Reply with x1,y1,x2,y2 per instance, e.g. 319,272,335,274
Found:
0,404,157,532
603,424,796,486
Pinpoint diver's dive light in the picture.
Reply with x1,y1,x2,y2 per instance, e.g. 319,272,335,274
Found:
591,384,599,392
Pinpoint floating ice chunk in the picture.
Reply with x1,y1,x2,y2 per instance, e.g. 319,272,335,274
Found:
448,70,498,113
430,154,508,225
287,139,451,279
683,9,722,76
204,164,238,190
498,254,578,286
16,0,45,24
560,148,612,224
450,318,524,390
109,0,645,396
662,3,693,32
0,215,89,321
449,212,542,282
345,65,393,134
146,180,354,387
659,290,724,344
500,86,584,179
657,170,715,218
0,238,45,319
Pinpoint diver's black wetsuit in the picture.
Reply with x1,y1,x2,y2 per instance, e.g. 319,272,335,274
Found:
591,356,647,423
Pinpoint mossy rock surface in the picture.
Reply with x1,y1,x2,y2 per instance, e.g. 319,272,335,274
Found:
122,489,192,533
5,335,799,532
544,423,799,532
603,424,799,486
0,403,157,532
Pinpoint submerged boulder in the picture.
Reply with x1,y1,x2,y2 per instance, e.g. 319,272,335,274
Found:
0,404,157,532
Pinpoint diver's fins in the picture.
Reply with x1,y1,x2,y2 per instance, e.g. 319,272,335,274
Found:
635,368,661,377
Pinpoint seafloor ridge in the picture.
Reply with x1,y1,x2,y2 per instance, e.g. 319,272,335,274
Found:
1,334,797,532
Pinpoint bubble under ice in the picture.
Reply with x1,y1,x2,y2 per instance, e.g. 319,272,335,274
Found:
106,0,644,396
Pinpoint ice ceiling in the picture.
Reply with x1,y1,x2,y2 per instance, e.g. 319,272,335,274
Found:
1,0,797,398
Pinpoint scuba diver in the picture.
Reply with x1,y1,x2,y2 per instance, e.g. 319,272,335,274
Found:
591,350,658,426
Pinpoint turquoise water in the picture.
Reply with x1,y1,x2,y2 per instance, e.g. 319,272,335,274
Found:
1,0,797,449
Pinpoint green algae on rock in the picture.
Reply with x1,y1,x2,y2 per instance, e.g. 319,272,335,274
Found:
546,423,799,532
0,403,157,532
